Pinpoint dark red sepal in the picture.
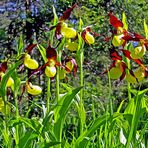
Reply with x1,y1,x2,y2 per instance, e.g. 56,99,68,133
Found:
109,48,122,60
55,22,62,40
134,59,143,66
0,62,7,73
25,44,37,53
46,44,57,61
59,4,77,21
119,62,127,81
109,12,123,29
122,49,131,59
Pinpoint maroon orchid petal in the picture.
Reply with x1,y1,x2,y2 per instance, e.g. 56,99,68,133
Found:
133,33,145,40
81,29,87,43
145,67,148,77
122,49,131,59
25,44,37,53
109,48,122,60
71,58,78,77
144,42,148,50
119,62,127,81
46,44,57,61
55,23,62,40
109,12,123,29
29,63,47,79
122,34,135,41
0,61,7,73
59,4,77,21
134,59,143,66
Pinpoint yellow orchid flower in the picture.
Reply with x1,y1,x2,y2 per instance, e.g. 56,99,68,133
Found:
26,82,42,95
24,53,39,69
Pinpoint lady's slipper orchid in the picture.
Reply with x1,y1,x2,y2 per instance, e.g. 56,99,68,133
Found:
65,58,77,76
81,27,95,44
51,4,77,39
109,67,122,79
26,81,42,95
24,53,39,69
130,45,146,59
60,22,77,39
109,13,127,47
45,66,57,78
112,34,125,47
65,60,74,73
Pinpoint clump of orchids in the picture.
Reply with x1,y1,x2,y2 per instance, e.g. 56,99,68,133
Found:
105,12,148,83
0,4,95,97
23,4,95,96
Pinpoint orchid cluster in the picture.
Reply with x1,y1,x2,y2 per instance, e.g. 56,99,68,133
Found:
0,4,95,96
106,12,148,83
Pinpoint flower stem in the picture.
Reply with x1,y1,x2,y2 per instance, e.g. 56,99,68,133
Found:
107,68,113,115
79,51,84,134
47,77,51,113
56,50,62,103
14,92,19,146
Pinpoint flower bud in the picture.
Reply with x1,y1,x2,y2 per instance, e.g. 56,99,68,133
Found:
26,82,42,95
24,54,39,69
112,34,124,47
45,66,56,78
109,67,122,79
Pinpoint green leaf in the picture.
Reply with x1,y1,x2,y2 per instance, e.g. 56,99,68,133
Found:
43,142,61,148
75,115,109,147
17,34,24,56
122,12,128,30
144,19,148,39
18,131,38,148
52,5,58,25
37,44,48,63
0,60,22,98
78,18,84,32
54,86,83,141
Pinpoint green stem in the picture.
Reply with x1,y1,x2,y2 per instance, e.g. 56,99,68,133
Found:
107,66,113,115
47,77,51,113
56,50,62,103
79,51,84,134
127,82,131,101
14,93,19,146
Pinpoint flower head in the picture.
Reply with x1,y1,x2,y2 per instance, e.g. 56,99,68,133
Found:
24,53,39,69
81,27,95,44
